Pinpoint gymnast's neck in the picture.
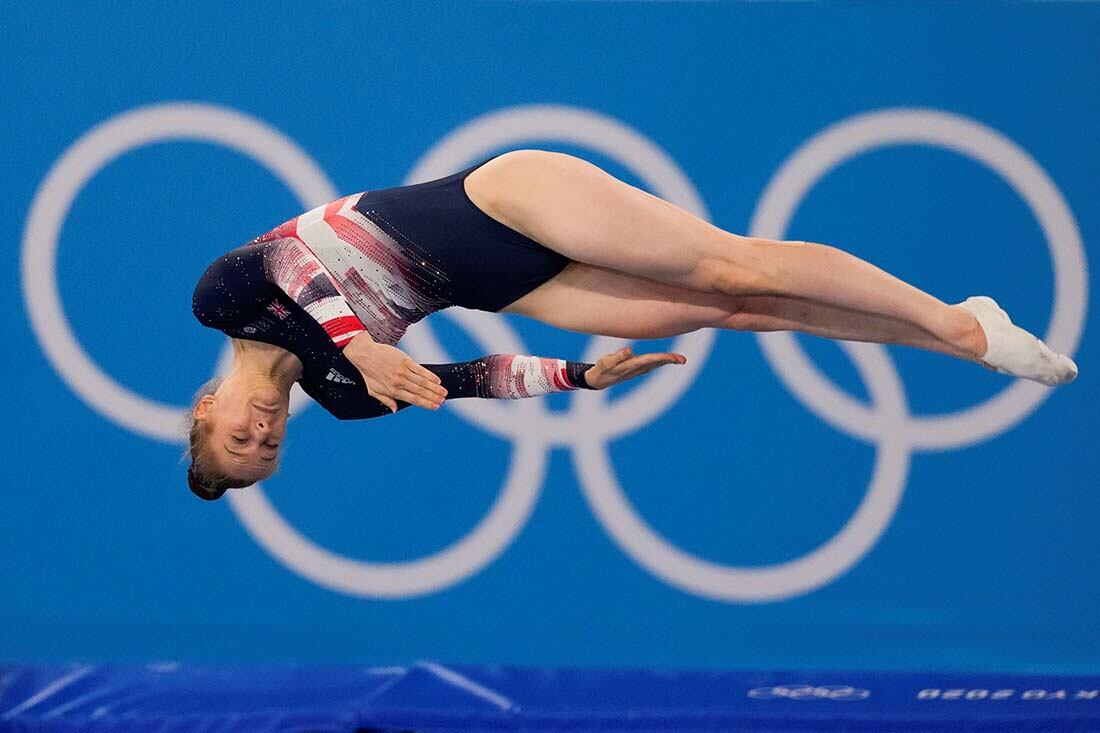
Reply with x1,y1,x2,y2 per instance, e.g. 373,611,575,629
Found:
227,338,303,391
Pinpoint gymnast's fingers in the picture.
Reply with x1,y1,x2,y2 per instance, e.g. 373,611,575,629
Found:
367,387,399,413
631,362,670,377
407,371,448,398
399,378,446,406
639,352,686,366
405,359,443,385
394,386,442,410
600,348,633,367
616,353,682,373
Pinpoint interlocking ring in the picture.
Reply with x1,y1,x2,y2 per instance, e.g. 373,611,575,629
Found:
22,103,1085,601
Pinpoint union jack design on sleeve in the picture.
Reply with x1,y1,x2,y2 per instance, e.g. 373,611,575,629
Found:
260,237,367,349
266,301,290,320
248,193,454,350
483,354,588,397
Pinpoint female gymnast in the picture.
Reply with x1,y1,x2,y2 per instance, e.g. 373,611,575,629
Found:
188,150,1078,501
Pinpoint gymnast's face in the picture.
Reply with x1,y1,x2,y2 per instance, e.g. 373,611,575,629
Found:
193,379,290,484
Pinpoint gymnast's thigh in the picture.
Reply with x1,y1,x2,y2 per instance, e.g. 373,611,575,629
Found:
499,261,740,340
464,149,753,294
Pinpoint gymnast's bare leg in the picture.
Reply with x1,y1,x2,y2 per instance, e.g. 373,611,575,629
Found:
468,150,1077,385
500,261,974,359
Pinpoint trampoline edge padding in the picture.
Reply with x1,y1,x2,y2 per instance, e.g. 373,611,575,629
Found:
2,662,1099,732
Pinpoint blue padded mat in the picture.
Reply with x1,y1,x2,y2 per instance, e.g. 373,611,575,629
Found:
2,662,1099,732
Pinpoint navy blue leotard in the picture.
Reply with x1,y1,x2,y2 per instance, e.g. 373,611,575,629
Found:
193,158,595,419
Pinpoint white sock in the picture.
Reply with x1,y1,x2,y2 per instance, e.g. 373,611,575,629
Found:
957,296,1078,386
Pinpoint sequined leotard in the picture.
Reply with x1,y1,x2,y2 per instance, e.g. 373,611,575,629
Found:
193,169,595,420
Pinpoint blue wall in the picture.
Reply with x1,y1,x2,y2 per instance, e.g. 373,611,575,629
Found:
2,2,1097,673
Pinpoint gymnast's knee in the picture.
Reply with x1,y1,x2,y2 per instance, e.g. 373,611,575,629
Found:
698,250,783,298
717,298,768,331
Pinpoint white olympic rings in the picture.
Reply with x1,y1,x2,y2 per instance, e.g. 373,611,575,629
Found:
21,103,335,442
750,109,1087,450
21,103,1086,602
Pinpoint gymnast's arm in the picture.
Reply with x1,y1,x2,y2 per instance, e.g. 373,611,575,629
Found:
251,238,442,410
384,343,693,414
345,331,597,414
421,353,596,399
263,242,680,410
192,236,368,343
261,238,597,410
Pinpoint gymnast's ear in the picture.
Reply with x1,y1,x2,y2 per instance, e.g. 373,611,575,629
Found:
193,394,216,421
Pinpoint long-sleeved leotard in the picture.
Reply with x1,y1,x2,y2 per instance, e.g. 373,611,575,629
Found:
193,221,595,419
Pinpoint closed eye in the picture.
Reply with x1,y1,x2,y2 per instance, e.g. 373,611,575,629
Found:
231,435,279,451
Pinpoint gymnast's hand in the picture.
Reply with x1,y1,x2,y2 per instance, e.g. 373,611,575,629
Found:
583,347,687,389
343,333,448,412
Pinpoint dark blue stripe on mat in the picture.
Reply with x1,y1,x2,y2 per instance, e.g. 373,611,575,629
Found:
2,663,1098,732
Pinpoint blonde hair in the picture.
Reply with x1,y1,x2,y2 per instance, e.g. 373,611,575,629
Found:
183,377,253,501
